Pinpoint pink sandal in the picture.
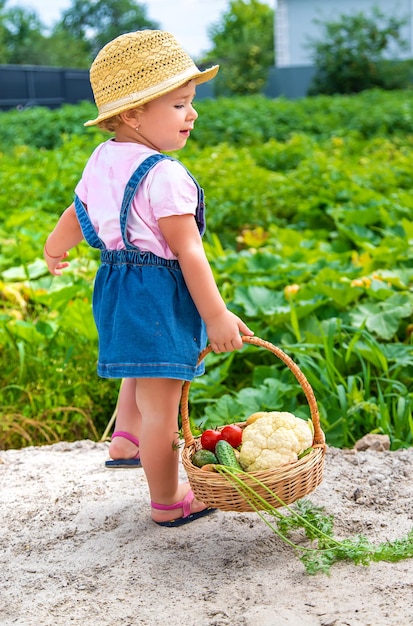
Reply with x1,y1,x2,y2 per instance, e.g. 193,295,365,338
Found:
151,489,216,527
105,431,142,468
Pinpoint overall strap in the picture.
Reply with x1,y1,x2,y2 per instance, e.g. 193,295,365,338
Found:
74,194,106,250
120,153,205,250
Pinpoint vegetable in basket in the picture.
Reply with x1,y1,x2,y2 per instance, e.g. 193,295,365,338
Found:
192,449,218,467
239,411,313,472
200,424,243,452
200,429,222,452
220,424,243,448
215,439,243,470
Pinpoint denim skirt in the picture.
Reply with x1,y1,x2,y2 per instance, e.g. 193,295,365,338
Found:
93,249,206,380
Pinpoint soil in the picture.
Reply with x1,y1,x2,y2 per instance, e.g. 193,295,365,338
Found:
1,440,412,626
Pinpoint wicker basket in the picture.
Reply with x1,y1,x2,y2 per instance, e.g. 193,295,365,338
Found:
181,336,326,512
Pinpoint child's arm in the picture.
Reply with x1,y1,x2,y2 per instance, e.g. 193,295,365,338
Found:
44,203,84,275
159,214,253,353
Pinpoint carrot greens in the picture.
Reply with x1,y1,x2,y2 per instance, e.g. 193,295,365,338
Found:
215,466,413,575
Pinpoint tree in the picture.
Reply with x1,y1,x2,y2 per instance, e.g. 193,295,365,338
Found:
0,6,46,64
41,25,91,69
307,7,411,95
0,0,159,67
0,0,7,62
202,0,274,96
60,0,160,60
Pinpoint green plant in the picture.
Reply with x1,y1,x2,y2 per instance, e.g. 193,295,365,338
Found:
5,91,413,151
0,257,119,449
307,7,410,95
203,0,274,96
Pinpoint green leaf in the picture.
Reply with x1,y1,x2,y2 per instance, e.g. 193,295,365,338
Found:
350,294,413,340
234,285,284,316
59,299,97,341
313,281,361,307
6,320,47,346
36,284,92,312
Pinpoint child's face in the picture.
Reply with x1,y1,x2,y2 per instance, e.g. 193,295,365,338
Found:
137,81,198,152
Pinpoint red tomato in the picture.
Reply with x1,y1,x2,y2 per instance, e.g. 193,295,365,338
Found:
200,429,223,452
220,424,243,448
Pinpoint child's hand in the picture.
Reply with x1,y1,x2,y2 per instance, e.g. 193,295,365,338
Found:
206,310,254,353
44,249,70,275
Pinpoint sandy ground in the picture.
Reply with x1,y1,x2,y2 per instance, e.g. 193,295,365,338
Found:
0,440,412,626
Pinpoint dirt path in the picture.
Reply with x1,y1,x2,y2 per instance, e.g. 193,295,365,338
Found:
1,441,412,626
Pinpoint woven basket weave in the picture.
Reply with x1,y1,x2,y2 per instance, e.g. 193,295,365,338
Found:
181,336,326,512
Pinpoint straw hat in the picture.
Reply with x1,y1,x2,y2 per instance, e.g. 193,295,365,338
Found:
84,30,219,126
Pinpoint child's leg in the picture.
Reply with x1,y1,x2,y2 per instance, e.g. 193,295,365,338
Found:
135,377,210,523
108,378,141,460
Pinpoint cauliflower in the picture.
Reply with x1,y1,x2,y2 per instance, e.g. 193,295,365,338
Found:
239,411,313,472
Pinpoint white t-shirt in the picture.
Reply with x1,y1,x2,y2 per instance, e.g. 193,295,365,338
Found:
75,139,198,260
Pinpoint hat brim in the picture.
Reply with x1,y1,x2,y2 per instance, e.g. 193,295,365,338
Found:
84,64,219,127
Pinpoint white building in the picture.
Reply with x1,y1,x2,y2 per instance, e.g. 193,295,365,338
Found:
272,0,413,97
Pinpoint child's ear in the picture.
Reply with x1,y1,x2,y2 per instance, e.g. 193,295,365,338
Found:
120,108,140,128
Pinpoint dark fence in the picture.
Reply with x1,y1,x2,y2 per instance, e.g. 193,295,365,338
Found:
0,65,93,110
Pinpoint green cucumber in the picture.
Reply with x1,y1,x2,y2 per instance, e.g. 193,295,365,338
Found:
192,449,218,468
215,439,243,470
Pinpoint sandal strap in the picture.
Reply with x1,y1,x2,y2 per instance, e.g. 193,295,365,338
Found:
181,490,194,517
151,490,194,518
112,431,140,447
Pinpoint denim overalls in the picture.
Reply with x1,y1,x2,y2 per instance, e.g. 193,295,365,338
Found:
74,153,207,380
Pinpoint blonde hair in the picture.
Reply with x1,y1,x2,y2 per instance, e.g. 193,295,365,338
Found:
98,114,123,133
97,105,146,133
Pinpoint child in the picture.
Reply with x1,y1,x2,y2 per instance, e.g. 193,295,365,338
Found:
44,30,253,527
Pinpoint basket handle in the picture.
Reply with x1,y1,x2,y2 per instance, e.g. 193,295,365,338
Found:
180,335,324,448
